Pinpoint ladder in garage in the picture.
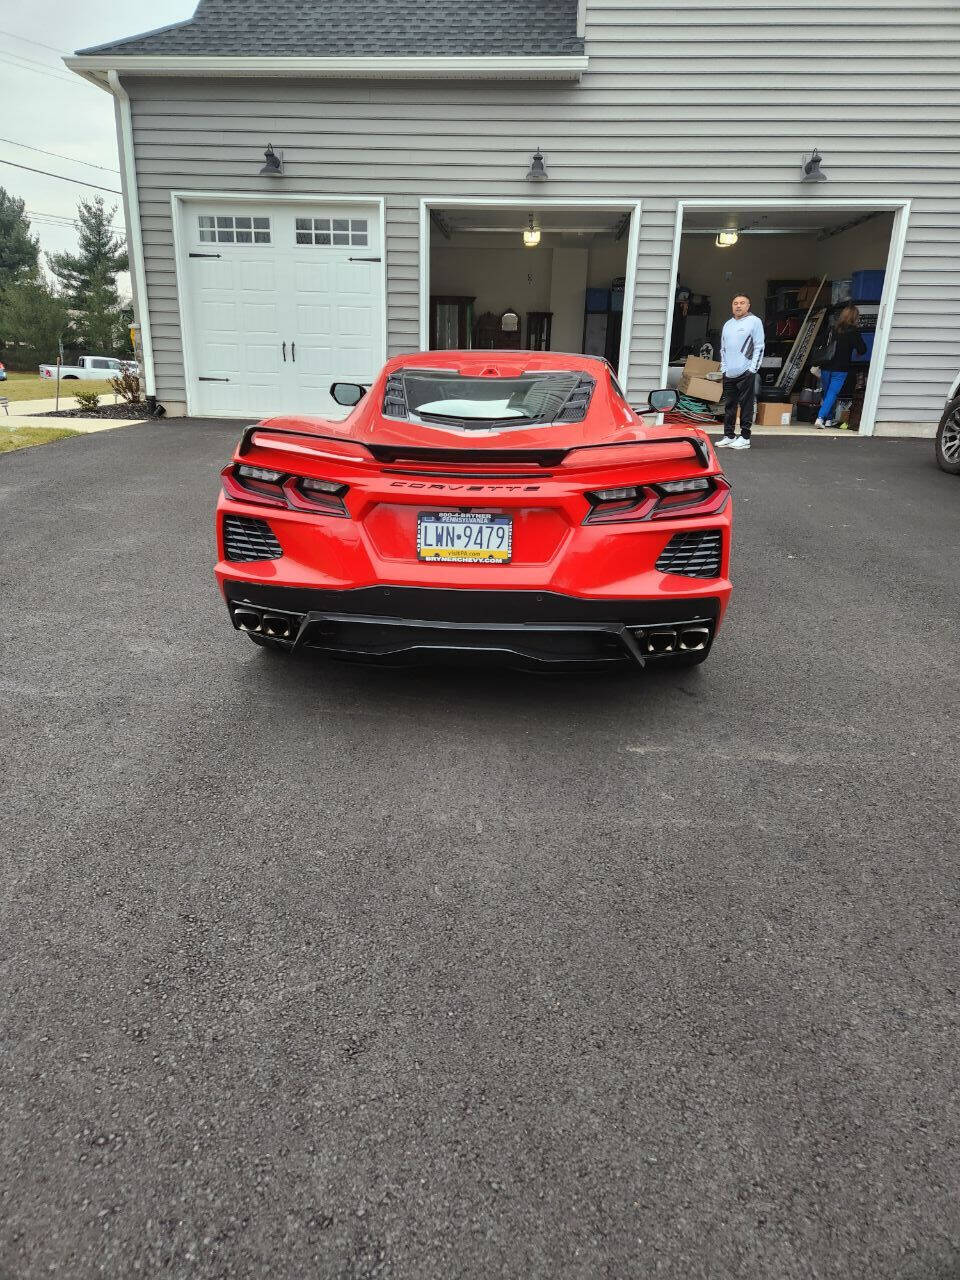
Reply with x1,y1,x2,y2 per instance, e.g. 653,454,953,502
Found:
773,275,828,395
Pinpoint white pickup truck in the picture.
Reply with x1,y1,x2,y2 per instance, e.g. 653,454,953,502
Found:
39,355,139,381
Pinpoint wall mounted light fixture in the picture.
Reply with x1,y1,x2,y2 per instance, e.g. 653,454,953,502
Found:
522,215,541,248
801,149,827,183
525,149,548,182
715,231,739,247
259,143,284,176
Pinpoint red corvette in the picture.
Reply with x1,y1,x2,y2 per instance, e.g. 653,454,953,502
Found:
215,351,732,670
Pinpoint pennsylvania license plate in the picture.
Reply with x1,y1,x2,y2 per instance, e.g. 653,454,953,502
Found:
417,512,512,564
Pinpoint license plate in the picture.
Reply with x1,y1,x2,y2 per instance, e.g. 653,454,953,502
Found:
417,512,512,564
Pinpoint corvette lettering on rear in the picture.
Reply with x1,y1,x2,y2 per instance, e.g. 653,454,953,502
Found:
388,481,541,492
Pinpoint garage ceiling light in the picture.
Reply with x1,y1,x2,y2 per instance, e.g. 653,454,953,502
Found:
522,215,541,248
715,231,739,247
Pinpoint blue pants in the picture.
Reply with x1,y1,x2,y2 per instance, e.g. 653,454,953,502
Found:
819,370,848,422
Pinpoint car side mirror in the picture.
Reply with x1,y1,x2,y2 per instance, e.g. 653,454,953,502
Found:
330,381,367,407
648,388,678,412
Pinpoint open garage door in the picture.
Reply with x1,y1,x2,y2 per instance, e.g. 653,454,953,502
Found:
662,202,908,436
420,199,641,394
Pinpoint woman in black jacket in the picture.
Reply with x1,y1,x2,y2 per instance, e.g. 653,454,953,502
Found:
815,305,868,427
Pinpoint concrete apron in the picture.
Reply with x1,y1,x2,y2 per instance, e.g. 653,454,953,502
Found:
0,412,148,437
2,397,149,434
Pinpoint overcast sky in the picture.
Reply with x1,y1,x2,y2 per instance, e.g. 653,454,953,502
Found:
0,0,195,292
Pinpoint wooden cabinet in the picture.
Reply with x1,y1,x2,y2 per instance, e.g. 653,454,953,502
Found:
474,309,522,351
526,312,553,351
430,295,474,350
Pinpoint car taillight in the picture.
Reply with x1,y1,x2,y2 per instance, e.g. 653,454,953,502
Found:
584,475,730,524
282,475,349,517
221,464,349,516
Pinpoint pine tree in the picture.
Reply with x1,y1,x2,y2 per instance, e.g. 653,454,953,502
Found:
48,196,129,355
0,187,40,290
0,271,71,363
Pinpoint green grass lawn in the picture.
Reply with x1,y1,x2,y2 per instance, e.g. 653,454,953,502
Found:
1,371,116,402
0,425,80,454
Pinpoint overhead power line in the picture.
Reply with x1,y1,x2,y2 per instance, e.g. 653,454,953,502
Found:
0,138,119,175
27,209,126,234
0,157,121,195
7,32,69,56
0,51,87,88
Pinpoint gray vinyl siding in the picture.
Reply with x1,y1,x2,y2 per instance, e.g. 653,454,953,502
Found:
125,0,960,423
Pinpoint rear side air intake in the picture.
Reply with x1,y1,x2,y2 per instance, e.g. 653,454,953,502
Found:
223,515,283,562
655,530,722,578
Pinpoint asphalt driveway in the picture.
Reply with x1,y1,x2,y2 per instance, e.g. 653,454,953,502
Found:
2,422,959,1279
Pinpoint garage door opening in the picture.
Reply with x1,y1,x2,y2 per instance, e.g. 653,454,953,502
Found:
662,203,907,435
420,201,640,391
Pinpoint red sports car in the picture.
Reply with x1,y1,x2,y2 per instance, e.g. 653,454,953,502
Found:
215,351,732,670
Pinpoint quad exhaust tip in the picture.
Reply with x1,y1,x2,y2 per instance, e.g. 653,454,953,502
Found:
262,614,292,638
234,608,262,633
679,626,711,652
233,607,298,640
635,625,711,656
646,629,677,654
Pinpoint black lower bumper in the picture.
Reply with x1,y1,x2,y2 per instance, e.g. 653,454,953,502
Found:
223,583,721,670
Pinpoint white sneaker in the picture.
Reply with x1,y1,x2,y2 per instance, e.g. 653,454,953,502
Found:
715,435,734,447
815,418,825,429
729,436,751,450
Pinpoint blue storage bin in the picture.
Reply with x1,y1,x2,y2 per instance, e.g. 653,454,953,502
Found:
851,269,885,302
851,330,875,363
610,287,624,313
585,288,610,313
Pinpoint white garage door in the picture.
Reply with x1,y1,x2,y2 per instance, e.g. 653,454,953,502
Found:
179,200,384,418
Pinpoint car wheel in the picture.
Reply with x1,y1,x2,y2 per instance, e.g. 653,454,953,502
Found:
247,633,289,654
935,397,960,474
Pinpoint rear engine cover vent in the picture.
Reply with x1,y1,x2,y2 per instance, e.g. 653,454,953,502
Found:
554,375,595,422
655,530,722,578
223,515,283,562
382,372,408,419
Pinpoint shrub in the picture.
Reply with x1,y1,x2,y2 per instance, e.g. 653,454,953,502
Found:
109,369,143,405
75,388,101,412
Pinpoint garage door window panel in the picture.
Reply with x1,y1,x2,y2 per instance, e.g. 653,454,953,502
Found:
295,217,369,247
200,215,272,245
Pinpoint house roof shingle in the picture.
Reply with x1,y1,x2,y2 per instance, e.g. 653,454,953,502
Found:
77,0,584,59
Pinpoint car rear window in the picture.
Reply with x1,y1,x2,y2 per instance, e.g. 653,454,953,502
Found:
386,371,594,429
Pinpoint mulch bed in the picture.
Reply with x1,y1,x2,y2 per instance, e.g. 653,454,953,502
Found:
38,403,150,420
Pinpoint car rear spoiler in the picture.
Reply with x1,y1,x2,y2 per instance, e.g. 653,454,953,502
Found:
237,425,373,458
238,425,711,469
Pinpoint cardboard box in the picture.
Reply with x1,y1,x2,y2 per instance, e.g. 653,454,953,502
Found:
755,401,794,427
679,374,723,404
682,355,721,379
677,355,723,404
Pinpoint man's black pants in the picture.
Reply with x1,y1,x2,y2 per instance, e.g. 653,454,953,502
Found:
722,372,756,439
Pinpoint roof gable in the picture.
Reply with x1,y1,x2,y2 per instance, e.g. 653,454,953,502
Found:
78,0,584,59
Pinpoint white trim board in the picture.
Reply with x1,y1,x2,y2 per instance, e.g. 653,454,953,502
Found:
419,197,643,394
66,55,588,83
169,190,387,419
107,72,155,400
659,197,912,437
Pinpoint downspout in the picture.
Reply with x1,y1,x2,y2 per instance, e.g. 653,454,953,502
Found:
106,70,157,410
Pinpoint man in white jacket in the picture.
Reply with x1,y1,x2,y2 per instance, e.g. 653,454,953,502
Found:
717,294,765,451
